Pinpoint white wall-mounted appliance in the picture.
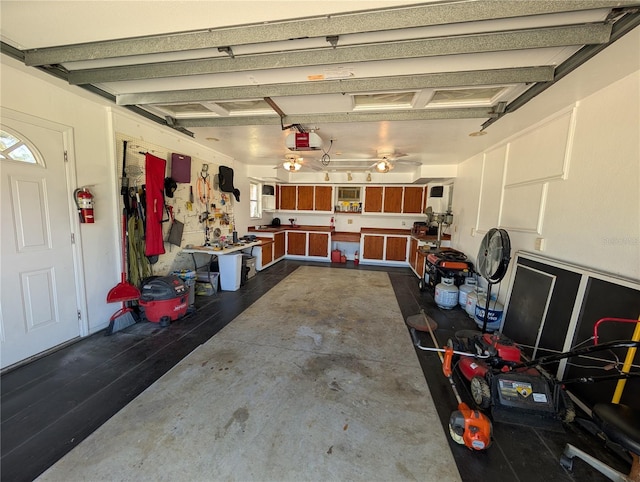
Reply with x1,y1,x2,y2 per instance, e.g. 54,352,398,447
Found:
426,184,452,214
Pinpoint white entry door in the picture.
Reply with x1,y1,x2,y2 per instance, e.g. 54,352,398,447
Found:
1,114,81,369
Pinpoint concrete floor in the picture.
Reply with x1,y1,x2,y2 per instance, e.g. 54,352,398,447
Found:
37,267,460,481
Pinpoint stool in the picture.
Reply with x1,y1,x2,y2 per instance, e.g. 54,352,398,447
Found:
561,403,640,481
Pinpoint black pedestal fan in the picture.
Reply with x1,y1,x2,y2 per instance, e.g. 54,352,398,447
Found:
476,228,511,333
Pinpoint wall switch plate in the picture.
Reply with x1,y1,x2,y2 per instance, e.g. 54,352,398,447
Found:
347,219,353,224
535,237,546,251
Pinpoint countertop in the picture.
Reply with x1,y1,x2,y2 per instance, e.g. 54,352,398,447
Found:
248,225,450,242
248,225,332,233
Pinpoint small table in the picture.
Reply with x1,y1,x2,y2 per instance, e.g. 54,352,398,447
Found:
182,242,262,290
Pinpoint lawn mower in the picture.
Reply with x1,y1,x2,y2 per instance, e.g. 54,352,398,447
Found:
448,318,640,428
409,311,493,451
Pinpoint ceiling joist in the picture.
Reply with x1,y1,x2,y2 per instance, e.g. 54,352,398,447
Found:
68,24,611,85
23,0,637,66
116,66,555,106
175,107,497,128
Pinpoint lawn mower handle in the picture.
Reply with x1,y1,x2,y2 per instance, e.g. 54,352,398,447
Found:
593,317,640,345
513,339,640,370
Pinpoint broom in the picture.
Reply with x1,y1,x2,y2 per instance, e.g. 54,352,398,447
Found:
105,209,140,335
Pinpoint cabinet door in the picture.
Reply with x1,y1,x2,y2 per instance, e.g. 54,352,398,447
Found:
363,235,384,260
280,185,297,210
385,236,408,261
262,242,273,266
274,232,285,259
308,232,329,257
383,186,403,213
417,251,426,278
364,186,383,213
314,186,333,211
287,231,306,255
403,186,424,214
297,185,314,210
409,237,418,271
275,185,281,210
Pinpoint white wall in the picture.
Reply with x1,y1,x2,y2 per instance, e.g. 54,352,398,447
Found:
451,70,640,300
0,56,240,333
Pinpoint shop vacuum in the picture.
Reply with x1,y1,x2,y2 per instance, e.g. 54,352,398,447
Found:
139,275,188,327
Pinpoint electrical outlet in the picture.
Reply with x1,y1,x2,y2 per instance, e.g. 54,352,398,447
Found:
347,219,353,224
401,221,406,226
535,237,546,251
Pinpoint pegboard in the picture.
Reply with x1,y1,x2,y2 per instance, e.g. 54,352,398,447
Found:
114,133,236,275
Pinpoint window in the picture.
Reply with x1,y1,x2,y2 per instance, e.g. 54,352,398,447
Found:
0,129,41,165
249,180,261,218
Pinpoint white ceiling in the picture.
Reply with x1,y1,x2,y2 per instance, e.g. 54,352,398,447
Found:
2,1,640,176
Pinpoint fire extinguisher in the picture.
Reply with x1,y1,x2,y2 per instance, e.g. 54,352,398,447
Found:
74,187,95,223
354,251,359,265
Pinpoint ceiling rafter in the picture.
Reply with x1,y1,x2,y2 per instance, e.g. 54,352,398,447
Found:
116,66,555,106
67,24,611,85
23,0,639,66
173,107,497,128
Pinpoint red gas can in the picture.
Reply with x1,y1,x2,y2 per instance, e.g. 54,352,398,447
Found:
331,249,342,263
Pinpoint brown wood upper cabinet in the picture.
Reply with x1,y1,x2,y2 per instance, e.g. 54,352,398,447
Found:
280,185,296,210
296,185,314,210
364,186,383,213
383,186,403,213
314,186,333,211
403,186,424,214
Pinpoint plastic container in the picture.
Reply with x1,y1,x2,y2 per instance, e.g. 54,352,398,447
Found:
458,277,477,308
465,288,485,318
242,254,256,279
172,270,196,305
474,295,505,332
218,253,242,291
435,277,459,310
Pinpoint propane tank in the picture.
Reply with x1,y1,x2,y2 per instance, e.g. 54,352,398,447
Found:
458,277,477,308
474,295,505,332
435,277,459,310
465,287,485,318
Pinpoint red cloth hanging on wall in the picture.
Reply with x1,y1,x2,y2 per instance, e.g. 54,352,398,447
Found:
145,153,166,257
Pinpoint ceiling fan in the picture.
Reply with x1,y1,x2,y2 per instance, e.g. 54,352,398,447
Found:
371,150,421,173
274,154,321,172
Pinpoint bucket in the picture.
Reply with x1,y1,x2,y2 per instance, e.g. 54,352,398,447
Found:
474,296,505,331
435,277,459,310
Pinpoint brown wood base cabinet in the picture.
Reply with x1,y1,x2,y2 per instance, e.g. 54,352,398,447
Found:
308,232,329,258
361,234,409,264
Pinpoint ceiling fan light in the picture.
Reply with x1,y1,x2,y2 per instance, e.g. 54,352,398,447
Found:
283,159,302,171
376,160,389,173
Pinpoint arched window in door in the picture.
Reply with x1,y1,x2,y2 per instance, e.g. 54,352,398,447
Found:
0,128,43,166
